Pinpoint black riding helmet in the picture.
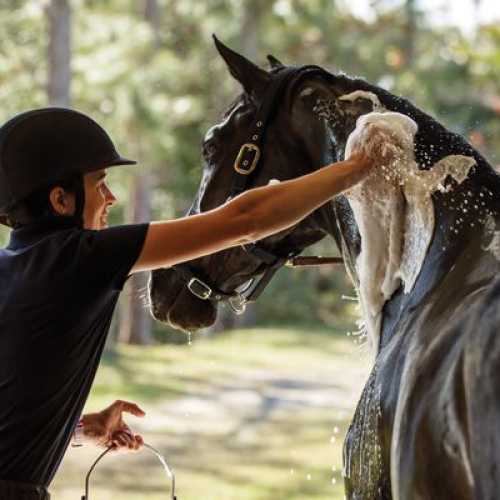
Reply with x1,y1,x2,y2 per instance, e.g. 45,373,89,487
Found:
0,107,136,228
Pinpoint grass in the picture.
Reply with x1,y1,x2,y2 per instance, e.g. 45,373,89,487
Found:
51,326,371,500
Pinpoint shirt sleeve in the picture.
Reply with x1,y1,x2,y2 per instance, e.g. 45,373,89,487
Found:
76,223,150,291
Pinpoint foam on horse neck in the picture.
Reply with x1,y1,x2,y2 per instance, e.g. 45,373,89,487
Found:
338,90,382,111
344,111,476,350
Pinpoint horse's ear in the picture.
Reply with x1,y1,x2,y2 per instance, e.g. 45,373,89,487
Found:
267,54,284,69
213,35,271,100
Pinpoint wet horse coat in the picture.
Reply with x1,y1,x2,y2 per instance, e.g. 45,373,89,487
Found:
149,40,500,499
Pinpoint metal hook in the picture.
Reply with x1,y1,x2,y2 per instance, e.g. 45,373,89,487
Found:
229,293,247,315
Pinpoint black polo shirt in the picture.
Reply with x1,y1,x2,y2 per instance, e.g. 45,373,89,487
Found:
0,222,149,487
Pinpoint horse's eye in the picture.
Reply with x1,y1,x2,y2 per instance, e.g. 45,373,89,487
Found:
203,141,218,161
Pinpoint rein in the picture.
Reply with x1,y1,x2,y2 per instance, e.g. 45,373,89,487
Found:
174,65,344,314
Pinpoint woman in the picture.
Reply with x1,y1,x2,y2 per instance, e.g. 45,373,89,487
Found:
0,107,370,499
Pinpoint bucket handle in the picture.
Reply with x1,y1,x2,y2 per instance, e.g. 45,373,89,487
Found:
81,443,176,500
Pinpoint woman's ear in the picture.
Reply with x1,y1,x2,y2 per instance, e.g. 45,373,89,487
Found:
49,186,74,216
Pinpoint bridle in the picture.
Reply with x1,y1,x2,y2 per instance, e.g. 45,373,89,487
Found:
173,65,343,315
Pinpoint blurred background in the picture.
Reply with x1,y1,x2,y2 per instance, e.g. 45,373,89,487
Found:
1,0,499,498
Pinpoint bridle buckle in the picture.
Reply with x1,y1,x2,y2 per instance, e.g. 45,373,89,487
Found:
187,277,212,300
234,143,260,175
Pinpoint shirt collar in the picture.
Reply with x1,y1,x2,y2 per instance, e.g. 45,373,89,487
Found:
7,218,78,250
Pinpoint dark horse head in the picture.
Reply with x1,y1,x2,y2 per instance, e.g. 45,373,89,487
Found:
149,39,386,330
151,38,500,499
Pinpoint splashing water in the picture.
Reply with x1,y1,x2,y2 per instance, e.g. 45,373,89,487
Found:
313,90,383,127
344,111,476,350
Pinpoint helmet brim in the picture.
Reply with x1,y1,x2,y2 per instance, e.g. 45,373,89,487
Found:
102,156,137,168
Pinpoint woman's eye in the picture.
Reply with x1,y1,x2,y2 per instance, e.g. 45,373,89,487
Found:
203,141,217,160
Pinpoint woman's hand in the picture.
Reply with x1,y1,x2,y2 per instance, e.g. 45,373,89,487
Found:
343,150,372,180
81,400,146,451
346,112,417,169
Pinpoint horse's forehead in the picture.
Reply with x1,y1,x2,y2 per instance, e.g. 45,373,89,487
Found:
204,102,247,142
204,115,230,142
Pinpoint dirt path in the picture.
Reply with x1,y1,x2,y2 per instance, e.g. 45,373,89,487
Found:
52,354,370,499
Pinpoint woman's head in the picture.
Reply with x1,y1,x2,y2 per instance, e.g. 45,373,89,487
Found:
0,108,135,229
17,168,117,230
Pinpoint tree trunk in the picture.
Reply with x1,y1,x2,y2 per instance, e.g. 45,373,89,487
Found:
118,170,153,345
118,0,159,345
46,0,71,107
241,0,263,61
143,0,160,49
404,0,416,68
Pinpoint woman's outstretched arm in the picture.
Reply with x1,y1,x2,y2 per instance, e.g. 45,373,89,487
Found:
131,152,370,273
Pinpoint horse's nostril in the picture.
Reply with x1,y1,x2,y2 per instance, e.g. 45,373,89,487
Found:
149,301,169,323
167,291,218,331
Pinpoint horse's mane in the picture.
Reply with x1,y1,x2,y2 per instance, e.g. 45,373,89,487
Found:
319,69,494,173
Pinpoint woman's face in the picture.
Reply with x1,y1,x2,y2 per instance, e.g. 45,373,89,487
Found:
83,169,116,230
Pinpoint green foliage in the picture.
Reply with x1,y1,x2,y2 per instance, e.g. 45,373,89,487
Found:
0,4,48,117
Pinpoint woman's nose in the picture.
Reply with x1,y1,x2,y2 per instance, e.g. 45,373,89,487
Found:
104,185,116,205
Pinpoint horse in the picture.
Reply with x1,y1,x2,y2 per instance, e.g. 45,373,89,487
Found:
149,37,500,499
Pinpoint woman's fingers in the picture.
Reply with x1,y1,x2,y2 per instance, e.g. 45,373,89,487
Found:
112,431,134,449
135,434,144,449
111,430,143,450
112,400,146,418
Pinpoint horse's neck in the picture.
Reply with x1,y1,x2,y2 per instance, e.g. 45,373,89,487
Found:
318,166,500,353
305,77,500,352
378,193,500,350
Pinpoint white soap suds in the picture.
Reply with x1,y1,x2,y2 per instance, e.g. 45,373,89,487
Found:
344,112,476,350
397,154,476,289
338,91,382,111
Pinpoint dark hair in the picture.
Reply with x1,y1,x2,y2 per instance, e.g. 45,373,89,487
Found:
7,173,84,227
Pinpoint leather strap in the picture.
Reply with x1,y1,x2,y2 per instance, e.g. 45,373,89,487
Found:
231,67,298,197
241,243,291,266
287,256,344,267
